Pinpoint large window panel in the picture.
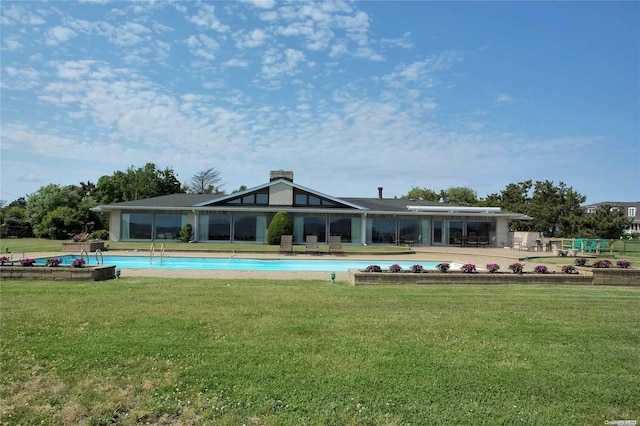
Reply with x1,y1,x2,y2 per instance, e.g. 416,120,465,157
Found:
302,216,327,242
448,220,463,245
155,214,186,240
398,218,421,245
329,217,353,243
369,217,396,244
122,213,152,240
199,214,231,241
234,215,257,242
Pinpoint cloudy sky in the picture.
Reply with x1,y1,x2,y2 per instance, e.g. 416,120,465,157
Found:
1,0,638,204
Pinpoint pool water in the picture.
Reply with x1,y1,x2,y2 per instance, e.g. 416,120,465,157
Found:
36,255,451,272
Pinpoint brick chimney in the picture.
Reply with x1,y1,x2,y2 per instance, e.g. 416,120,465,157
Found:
270,170,294,182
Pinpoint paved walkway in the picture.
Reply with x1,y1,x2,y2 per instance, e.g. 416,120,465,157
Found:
94,246,559,282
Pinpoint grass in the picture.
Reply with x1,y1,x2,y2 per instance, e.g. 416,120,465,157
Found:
1,279,638,425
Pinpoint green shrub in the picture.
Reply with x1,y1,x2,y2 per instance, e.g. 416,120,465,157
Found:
179,223,193,243
267,212,293,245
91,229,110,240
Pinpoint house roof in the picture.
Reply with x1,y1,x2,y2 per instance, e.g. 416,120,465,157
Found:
93,179,530,219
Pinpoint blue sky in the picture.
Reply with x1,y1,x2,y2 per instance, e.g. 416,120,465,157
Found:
1,0,638,205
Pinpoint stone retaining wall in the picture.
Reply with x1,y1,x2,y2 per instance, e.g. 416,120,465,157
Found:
350,268,639,286
0,265,116,281
61,241,105,253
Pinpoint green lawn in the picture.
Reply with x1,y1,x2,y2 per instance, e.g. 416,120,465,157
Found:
1,279,638,425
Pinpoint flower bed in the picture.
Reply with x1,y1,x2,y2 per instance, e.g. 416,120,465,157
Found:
350,264,639,286
350,270,592,285
0,264,117,281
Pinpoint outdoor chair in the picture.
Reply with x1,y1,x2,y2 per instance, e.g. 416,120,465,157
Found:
479,236,490,247
467,235,479,247
305,235,320,255
279,235,293,255
329,235,344,256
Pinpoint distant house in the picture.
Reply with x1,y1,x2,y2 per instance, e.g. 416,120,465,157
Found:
582,201,640,234
93,170,531,247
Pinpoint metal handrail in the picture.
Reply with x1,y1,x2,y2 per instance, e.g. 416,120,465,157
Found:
10,251,25,261
80,248,89,265
95,249,104,265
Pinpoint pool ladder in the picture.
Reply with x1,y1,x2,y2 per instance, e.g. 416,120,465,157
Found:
150,243,165,264
78,249,103,265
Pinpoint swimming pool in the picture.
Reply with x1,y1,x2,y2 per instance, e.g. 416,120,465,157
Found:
36,255,452,272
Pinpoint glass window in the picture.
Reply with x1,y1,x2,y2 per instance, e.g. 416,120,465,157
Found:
398,218,421,245
122,213,152,240
448,220,463,244
234,215,257,241
295,194,307,205
433,220,443,244
369,218,396,244
629,207,636,217
308,196,321,205
199,214,231,241
302,217,326,242
256,193,269,204
330,217,352,243
242,195,255,204
155,214,185,240
466,221,491,238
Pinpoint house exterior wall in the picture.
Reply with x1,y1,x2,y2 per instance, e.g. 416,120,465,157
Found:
269,182,293,206
495,217,510,248
109,210,121,242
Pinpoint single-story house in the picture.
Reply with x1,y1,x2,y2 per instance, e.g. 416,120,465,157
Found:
93,170,531,247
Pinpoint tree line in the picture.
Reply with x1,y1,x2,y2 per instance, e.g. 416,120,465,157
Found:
0,164,227,240
0,164,634,240
401,180,633,239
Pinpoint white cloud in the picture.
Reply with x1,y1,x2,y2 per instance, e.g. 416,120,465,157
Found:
243,0,276,10
1,66,41,91
188,4,230,32
0,4,46,26
45,25,78,45
2,34,24,50
495,93,514,104
234,28,268,48
381,32,413,49
185,34,220,61
223,58,250,68
261,48,307,79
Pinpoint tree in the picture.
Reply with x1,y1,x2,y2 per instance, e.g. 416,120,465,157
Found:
267,211,293,245
42,206,82,240
96,163,184,204
527,181,586,237
26,184,81,238
442,187,478,205
579,204,632,239
232,185,247,194
186,167,223,194
0,198,32,238
400,186,439,201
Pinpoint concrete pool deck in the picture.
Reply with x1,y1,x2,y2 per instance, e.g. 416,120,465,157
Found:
32,246,559,282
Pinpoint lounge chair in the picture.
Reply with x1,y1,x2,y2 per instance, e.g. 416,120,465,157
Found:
467,235,479,247
279,235,293,255
305,235,320,255
329,236,344,256
513,236,526,250
479,236,490,247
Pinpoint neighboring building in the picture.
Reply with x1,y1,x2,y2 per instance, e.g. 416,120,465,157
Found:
583,201,640,234
93,170,531,247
